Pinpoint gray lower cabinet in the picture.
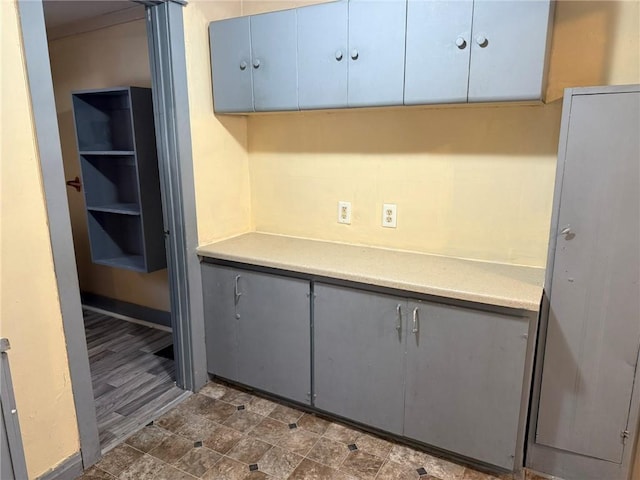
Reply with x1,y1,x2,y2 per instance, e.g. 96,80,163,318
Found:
202,264,311,403
314,284,406,434
404,301,529,470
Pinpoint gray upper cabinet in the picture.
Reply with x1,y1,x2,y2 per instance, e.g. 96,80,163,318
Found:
251,10,299,111
209,17,254,113
468,0,553,102
404,301,530,470
297,1,349,110
405,0,552,104
202,263,311,404
347,0,407,107
314,284,406,434
405,0,473,105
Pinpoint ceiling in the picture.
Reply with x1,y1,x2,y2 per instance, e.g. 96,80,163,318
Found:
43,0,143,30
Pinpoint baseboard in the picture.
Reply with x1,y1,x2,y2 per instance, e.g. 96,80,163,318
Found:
81,292,171,328
37,452,83,480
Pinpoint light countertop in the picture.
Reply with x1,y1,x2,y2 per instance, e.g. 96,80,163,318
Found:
197,232,544,312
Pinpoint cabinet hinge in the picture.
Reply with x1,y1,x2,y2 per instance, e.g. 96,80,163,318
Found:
621,430,630,442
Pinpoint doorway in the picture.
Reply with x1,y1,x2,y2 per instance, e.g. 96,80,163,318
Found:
17,0,207,470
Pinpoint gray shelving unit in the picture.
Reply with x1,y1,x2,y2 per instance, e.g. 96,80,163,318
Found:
72,87,166,273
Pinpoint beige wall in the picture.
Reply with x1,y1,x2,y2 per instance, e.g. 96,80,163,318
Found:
245,0,640,267
0,1,80,477
47,20,170,311
183,1,253,245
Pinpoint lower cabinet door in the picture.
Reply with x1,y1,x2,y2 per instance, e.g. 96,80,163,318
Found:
404,301,529,470
236,270,311,404
202,264,239,381
314,284,405,434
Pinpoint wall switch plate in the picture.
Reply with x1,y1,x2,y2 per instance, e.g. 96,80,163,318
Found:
338,201,352,224
382,203,397,228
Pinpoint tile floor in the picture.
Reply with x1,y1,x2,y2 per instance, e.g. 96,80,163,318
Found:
77,381,549,480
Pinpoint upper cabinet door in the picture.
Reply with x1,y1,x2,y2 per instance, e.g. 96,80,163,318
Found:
404,0,473,105
251,10,299,111
297,1,348,110
468,0,552,102
209,17,254,113
348,0,407,107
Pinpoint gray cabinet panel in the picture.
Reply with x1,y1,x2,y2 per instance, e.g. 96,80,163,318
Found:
404,0,473,104
347,0,407,107
202,264,239,381
314,284,405,434
536,92,640,463
209,17,254,113
297,1,348,110
404,301,529,470
468,0,552,102
236,270,311,404
251,10,298,111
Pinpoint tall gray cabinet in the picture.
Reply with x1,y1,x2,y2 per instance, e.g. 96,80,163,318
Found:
72,87,166,273
527,85,640,480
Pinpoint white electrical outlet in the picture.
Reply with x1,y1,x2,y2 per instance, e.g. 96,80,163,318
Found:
338,201,352,224
382,203,397,228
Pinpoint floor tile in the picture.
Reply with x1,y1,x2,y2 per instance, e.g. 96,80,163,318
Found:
203,424,245,454
201,399,237,423
173,447,221,477
76,465,116,480
297,413,330,435
249,417,290,444
354,432,393,459
221,387,254,406
307,436,350,468
202,456,251,480
155,404,193,433
199,382,228,400
388,444,432,469
227,436,273,464
340,450,384,479
224,410,265,433
117,454,166,480
95,444,144,477
376,460,421,480
148,433,194,464
421,454,466,480
245,396,278,416
289,458,353,480
462,468,503,480
125,425,170,453
181,394,219,417
154,463,199,480
268,404,303,424
276,428,319,456
323,422,360,445
176,415,220,443
257,445,303,478
243,471,273,480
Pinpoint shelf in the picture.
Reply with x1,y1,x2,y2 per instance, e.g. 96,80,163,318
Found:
94,255,146,272
79,150,136,156
87,203,141,216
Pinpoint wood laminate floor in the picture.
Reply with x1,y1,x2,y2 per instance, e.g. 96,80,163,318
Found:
84,309,187,451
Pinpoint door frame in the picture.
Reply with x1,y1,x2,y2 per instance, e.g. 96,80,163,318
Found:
526,84,640,480
16,0,207,469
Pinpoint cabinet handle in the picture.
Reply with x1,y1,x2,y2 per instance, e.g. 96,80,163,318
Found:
475,35,488,47
335,50,344,61
455,36,467,49
239,61,248,71
234,275,242,302
350,49,359,60
253,59,261,69
396,304,402,334
412,307,419,334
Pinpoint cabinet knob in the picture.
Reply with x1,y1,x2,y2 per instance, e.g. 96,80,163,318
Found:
239,61,248,71
335,50,344,61
475,35,488,47
350,49,359,60
455,36,467,49
253,59,261,69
